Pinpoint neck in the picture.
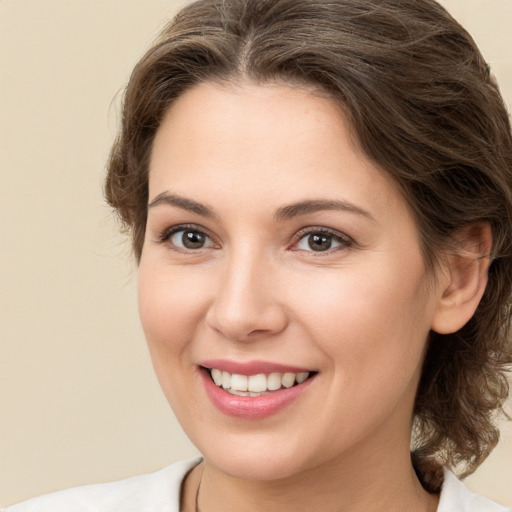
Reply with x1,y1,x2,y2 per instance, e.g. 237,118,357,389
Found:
190,442,438,512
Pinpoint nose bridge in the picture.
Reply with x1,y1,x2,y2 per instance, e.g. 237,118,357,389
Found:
206,243,286,340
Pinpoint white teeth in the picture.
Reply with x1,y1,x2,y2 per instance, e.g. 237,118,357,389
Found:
228,389,251,396
296,372,309,384
248,374,267,392
281,372,296,388
230,373,248,392
211,368,222,386
209,369,311,393
267,372,282,391
221,371,231,389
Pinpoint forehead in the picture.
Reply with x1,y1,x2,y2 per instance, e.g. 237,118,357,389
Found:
152,81,352,162
148,81,406,222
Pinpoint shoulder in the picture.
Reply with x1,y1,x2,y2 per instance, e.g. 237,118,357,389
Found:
437,467,510,512
2,458,202,512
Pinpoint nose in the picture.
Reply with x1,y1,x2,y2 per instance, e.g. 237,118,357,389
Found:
205,249,288,341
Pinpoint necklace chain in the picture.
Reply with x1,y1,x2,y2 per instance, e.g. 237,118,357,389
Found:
195,462,206,512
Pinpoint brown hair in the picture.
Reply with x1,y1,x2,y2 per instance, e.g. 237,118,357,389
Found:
105,0,512,491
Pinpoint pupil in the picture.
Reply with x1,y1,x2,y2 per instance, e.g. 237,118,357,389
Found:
308,234,332,251
182,231,205,249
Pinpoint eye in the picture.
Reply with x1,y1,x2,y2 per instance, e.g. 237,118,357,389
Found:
170,228,214,250
154,225,216,251
294,229,352,253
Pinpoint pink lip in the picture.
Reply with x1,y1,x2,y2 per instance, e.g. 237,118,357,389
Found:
199,366,316,420
200,359,313,375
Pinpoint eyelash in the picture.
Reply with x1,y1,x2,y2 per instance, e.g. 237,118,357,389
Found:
290,227,353,254
154,224,217,250
154,224,353,254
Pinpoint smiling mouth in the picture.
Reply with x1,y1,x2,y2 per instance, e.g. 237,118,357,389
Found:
204,367,315,397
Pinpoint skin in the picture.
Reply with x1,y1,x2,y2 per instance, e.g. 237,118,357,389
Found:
138,81,464,512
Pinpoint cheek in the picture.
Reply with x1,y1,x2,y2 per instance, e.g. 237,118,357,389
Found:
290,257,433,381
137,262,211,357
292,260,433,442
137,262,214,418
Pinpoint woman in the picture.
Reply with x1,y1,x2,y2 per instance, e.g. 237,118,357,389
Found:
7,0,511,510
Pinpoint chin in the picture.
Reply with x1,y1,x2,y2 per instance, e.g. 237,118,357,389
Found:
207,451,306,481
191,431,316,482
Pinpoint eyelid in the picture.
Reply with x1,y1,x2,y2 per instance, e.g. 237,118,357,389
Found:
289,226,354,253
153,223,218,249
152,223,353,254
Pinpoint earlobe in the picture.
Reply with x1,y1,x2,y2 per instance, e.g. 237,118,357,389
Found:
431,223,492,335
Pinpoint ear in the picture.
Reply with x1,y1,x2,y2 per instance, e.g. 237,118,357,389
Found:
431,222,492,335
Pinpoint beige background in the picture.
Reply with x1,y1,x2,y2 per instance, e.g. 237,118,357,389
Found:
1,0,511,507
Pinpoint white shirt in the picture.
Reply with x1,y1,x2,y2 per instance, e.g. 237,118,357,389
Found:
3,458,509,512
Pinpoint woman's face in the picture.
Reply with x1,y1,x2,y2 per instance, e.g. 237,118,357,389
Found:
138,82,445,480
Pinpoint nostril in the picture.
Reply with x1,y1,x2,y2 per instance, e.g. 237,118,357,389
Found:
205,284,288,341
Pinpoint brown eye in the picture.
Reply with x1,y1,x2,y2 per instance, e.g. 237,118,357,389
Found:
307,233,333,251
170,229,212,250
295,230,351,253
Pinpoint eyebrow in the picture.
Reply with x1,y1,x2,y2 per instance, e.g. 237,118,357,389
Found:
148,192,375,223
275,199,375,222
148,192,218,219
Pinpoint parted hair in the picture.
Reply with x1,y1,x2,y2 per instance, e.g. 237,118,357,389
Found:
106,0,512,491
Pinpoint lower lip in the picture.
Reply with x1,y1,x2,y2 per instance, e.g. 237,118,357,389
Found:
200,369,315,419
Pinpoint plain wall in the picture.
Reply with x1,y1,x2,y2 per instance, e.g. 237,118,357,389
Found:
1,0,511,507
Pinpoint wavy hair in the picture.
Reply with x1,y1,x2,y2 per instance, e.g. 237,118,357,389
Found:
105,0,512,491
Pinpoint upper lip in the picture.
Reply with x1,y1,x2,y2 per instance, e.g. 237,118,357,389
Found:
200,359,315,375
